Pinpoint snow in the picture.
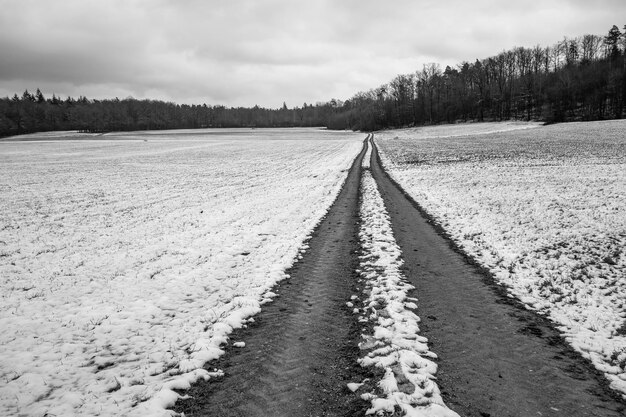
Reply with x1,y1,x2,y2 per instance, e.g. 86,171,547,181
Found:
355,160,458,416
0,128,362,416
383,121,542,141
376,120,626,397
1,130,102,141
347,382,365,392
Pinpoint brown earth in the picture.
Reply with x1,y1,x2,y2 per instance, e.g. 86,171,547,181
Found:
369,138,626,417
172,138,373,417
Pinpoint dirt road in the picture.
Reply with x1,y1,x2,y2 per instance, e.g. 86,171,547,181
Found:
369,138,625,417
173,139,370,416
174,137,625,417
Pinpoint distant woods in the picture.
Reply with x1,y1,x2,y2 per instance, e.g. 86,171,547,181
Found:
0,94,337,137
330,25,626,130
1,25,625,137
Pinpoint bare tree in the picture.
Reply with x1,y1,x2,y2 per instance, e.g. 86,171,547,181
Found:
580,34,603,63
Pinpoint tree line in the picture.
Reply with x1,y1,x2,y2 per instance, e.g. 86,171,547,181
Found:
328,24,626,130
0,93,341,137
1,24,624,137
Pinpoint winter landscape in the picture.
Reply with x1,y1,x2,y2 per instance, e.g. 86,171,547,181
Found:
0,129,362,415
1,121,625,416
376,120,626,396
2,1,626,416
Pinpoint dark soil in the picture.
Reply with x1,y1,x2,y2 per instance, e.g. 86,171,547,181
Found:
172,138,373,417
369,138,626,417
170,135,626,417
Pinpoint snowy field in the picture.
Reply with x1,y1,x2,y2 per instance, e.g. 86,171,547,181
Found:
354,153,458,416
376,120,626,396
0,128,362,416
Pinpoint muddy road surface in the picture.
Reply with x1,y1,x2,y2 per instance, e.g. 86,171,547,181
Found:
369,139,625,417
173,137,625,417
173,139,370,417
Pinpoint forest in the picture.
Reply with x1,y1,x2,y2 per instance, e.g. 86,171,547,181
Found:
329,24,626,130
0,24,624,137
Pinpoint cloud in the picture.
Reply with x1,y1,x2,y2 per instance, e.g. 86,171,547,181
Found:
0,0,624,107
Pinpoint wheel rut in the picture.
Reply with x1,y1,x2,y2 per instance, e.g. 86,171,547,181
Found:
172,138,371,417
369,138,626,417
173,136,625,417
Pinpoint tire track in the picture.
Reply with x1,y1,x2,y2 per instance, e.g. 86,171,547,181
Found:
369,138,626,416
172,138,370,417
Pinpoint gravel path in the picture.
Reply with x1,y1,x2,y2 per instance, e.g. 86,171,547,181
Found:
172,138,370,416
369,138,626,417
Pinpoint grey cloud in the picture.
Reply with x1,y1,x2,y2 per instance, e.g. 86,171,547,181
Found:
1,0,625,107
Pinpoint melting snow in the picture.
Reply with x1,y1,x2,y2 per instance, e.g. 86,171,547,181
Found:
377,120,626,397
0,128,362,416
355,162,458,416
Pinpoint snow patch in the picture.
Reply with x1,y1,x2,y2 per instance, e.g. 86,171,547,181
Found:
355,170,458,416
377,120,626,398
0,129,362,416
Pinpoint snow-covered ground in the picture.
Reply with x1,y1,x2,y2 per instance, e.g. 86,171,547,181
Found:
381,121,542,141
0,128,362,416
353,151,458,416
376,120,626,396
1,130,103,141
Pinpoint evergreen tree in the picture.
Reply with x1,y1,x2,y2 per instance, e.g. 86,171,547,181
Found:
35,88,45,103
605,25,622,59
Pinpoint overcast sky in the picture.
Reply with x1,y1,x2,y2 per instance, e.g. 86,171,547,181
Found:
0,0,624,108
